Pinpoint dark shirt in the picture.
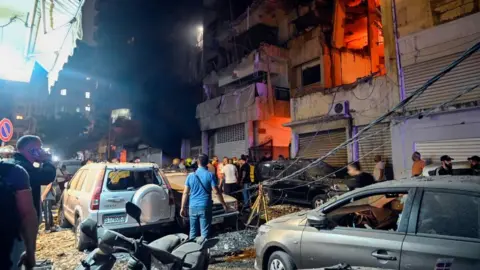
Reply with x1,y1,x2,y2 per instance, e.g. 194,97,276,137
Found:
240,163,251,184
471,164,480,176
0,162,30,269
2,162,30,191
355,172,375,189
13,153,56,214
437,166,453,176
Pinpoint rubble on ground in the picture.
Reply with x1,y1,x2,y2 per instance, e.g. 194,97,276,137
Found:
210,230,257,256
268,204,308,220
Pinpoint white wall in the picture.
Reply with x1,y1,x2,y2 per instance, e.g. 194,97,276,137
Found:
391,108,480,178
291,76,397,127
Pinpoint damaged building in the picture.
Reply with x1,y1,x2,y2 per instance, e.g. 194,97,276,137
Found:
284,0,398,173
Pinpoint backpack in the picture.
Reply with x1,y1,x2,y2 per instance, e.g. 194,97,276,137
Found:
0,161,22,264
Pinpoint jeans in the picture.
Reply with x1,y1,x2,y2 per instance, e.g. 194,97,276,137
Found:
189,206,212,240
243,183,251,208
43,200,54,230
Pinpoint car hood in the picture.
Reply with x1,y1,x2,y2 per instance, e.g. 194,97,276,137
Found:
267,210,309,226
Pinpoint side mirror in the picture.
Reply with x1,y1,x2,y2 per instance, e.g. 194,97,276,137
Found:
126,202,142,225
307,212,329,229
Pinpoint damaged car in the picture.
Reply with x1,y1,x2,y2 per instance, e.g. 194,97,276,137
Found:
256,159,351,208
254,175,480,270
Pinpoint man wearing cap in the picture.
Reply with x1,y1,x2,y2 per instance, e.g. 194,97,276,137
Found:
468,155,480,176
437,155,454,175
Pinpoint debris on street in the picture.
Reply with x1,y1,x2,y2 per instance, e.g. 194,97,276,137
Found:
36,228,129,270
210,230,257,256
268,204,308,220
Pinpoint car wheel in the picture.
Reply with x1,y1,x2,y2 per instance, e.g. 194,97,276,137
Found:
58,204,72,228
268,251,296,270
312,194,327,209
74,217,91,251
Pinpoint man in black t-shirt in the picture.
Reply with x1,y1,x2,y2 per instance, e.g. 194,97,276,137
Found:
1,163,38,270
437,155,453,176
347,162,375,189
239,156,251,209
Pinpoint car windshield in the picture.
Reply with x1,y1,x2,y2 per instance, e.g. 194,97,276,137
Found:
296,160,334,178
106,169,160,191
65,164,81,175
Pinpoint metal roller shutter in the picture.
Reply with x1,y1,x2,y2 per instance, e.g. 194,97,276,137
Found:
214,124,246,158
415,138,480,163
298,129,347,167
357,123,392,175
404,51,480,110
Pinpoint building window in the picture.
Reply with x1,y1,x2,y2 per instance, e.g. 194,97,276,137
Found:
16,115,24,120
85,92,91,99
76,107,81,113
216,124,245,143
85,105,91,112
60,89,67,96
61,106,65,112
275,87,290,101
301,59,321,86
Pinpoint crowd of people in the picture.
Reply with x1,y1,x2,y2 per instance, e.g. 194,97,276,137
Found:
411,152,480,176
170,154,259,209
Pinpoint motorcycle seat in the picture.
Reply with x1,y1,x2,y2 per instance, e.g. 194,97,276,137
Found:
171,242,204,269
148,233,189,253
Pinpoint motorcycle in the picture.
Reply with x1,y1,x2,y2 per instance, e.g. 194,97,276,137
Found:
76,202,218,270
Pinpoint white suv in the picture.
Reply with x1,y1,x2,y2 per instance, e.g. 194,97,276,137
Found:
59,162,176,250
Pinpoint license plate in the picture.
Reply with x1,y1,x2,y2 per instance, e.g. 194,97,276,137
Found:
212,217,224,225
103,215,126,224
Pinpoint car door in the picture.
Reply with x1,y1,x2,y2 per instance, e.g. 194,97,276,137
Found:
401,188,480,270
300,187,416,269
63,170,86,221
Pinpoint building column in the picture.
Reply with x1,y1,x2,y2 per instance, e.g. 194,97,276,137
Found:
245,121,254,155
201,131,208,155
290,131,299,158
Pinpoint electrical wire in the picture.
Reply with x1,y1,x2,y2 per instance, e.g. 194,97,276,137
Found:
264,82,480,191
227,41,480,195
273,41,480,181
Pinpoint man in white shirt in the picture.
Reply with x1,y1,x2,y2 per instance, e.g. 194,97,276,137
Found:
373,155,386,182
221,159,238,195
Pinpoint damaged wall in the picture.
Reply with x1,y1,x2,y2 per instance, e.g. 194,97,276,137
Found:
291,76,396,128
395,0,480,37
288,27,372,95
257,116,291,158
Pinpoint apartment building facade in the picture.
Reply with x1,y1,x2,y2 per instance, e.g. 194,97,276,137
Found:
196,0,292,161
391,0,480,177
283,0,399,174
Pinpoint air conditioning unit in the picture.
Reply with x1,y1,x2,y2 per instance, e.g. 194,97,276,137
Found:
328,101,350,116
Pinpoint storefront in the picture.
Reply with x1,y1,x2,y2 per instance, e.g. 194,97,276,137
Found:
297,128,348,167
391,108,480,178
355,123,392,177
213,123,247,159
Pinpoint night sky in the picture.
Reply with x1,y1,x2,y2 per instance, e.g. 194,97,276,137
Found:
56,0,206,155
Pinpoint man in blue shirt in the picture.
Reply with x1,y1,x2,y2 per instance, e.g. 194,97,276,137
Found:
180,154,228,239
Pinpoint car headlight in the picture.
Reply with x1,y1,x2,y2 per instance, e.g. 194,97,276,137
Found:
257,224,271,236
227,201,238,210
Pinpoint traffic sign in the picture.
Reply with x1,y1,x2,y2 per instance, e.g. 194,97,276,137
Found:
0,118,14,142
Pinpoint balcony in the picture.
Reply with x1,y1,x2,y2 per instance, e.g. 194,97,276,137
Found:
196,83,289,131
218,44,288,87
